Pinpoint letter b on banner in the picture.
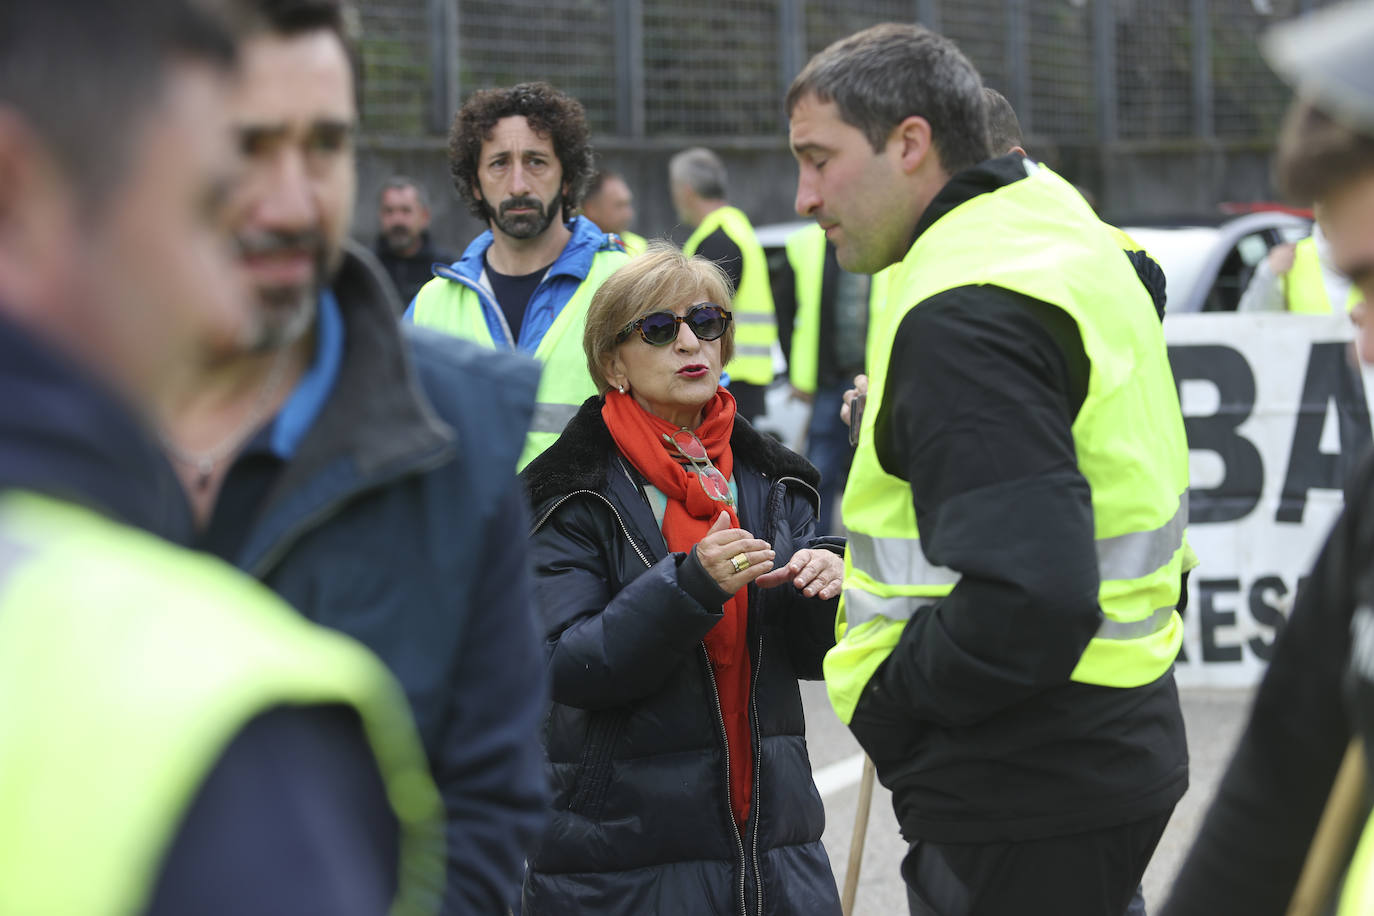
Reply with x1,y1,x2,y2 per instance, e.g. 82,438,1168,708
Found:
1169,344,1263,523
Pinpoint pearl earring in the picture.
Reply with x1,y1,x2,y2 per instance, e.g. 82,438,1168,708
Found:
617,385,625,394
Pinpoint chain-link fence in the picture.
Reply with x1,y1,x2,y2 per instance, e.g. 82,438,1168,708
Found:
357,0,1331,149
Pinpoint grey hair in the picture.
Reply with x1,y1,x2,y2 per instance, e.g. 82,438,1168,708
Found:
786,23,991,175
380,175,430,209
669,147,728,200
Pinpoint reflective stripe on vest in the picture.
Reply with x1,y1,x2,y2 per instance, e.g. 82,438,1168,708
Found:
827,160,1190,724
1286,235,1361,314
412,247,629,469
843,491,1187,634
0,491,443,916
684,205,777,385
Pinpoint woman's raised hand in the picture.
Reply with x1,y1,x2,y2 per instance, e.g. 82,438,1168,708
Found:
754,548,844,599
694,511,775,593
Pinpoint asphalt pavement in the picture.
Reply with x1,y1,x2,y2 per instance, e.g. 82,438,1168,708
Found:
804,682,1256,915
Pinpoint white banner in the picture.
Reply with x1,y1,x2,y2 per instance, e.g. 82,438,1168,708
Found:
1169,313,1373,687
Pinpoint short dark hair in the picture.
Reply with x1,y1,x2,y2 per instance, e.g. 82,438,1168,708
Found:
448,82,594,222
0,0,238,203
786,23,990,175
1277,99,1374,205
248,0,362,104
983,87,1023,154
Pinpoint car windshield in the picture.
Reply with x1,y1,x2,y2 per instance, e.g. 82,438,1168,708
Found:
1122,226,1218,313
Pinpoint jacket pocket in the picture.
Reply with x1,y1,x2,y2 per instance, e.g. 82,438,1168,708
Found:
847,663,922,771
566,708,629,820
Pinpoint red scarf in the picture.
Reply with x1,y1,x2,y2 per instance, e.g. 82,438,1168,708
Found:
602,387,753,827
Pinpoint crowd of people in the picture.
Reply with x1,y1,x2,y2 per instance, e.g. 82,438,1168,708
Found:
3,0,1374,914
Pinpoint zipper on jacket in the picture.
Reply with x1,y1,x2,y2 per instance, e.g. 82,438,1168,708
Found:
702,646,750,916
531,488,654,570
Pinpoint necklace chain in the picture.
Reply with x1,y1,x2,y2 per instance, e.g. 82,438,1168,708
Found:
162,347,294,489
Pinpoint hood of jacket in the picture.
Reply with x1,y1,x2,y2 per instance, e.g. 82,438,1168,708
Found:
0,312,193,542
523,394,819,513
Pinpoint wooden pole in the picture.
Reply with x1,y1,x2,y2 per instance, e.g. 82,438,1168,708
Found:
1287,740,1369,916
841,756,877,916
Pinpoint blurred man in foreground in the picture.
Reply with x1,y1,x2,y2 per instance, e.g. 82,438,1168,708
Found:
1163,5,1374,912
158,2,549,911
0,2,441,912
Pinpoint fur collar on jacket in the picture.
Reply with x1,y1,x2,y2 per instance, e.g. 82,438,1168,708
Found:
523,394,819,509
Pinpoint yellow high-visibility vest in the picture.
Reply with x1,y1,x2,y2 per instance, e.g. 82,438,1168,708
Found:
783,223,885,395
827,160,1190,725
1286,236,1361,314
411,247,627,469
684,205,777,386
0,490,443,915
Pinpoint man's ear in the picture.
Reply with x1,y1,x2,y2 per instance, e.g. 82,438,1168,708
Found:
891,115,935,175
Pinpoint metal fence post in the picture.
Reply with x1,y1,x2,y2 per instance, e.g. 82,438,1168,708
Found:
779,0,806,100
1006,0,1031,135
614,0,645,138
916,0,940,32
1093,0,1118,144
1191,0,1213,138
427,0,459,134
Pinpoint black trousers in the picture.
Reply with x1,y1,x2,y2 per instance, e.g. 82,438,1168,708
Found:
903,812,1171,916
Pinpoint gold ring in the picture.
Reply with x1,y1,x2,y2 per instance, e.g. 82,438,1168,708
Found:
730,552,750,573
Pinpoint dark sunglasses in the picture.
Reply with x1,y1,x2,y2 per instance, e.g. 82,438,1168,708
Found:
617,303,732,347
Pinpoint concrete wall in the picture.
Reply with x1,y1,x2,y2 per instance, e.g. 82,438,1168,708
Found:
352,136,1283,255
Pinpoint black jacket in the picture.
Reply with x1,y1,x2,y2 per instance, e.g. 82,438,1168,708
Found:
374,231,456,309
1161,453,1374,916
520,397,843,916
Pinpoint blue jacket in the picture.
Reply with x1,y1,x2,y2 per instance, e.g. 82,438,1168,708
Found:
520,397,844,916
404,216,621,351
236,244,550,914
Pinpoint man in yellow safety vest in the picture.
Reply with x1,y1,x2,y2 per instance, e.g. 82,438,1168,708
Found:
788,24,1191,913
408,83,630,468
670,146,779,422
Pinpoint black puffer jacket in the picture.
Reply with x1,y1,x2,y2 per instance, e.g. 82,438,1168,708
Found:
520,396,844,916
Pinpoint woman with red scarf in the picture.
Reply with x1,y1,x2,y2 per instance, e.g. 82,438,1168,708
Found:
520,245,844,915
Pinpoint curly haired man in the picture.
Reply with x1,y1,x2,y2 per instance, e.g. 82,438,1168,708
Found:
407,82,629,468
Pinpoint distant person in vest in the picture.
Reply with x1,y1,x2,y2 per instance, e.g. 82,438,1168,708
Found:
0,2,442,914
1162,6,1374,913
670,147,779,423
1238,221,1364,314
407,82,630,468
158,3,549,911
772,224,870,533
582,169,647,255
375,175,457,309
789,24,1191,915
520,245,843,915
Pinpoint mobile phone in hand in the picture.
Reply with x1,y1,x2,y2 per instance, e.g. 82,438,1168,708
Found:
848,393,866,446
